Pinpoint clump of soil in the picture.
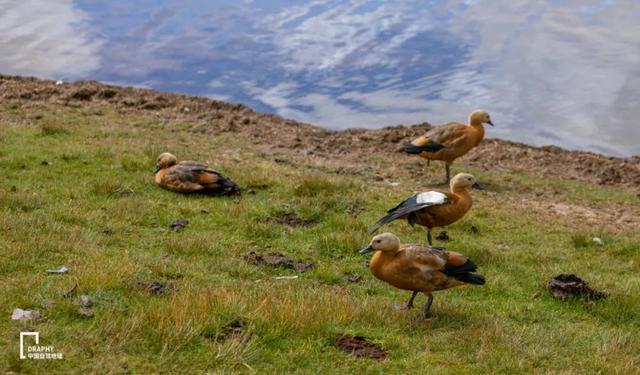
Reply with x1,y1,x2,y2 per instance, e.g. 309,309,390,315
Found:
335,334,388,361
169,219,189,232
548,274,607,300
137,281,175,296
271,212,318,227
243,251,314,272
435,231,450,241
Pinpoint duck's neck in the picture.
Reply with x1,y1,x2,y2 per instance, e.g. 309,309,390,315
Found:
154,168,166,184
451,187,472,201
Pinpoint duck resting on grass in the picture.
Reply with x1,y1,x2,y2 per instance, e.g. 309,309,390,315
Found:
369,173,478,245
359,232,485,319
404,109,493,184
153,152,240,195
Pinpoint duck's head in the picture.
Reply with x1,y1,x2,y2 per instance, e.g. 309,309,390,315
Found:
450,173,482,191
359,232,401,255
469,109,493,127
153,152,177,173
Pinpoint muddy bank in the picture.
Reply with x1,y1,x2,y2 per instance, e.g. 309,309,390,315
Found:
1,75,638,188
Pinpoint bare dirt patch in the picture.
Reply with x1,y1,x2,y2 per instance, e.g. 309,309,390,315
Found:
2,75,637,189
243,251,314,272
335,334,388,361
548,274,607,301
270,212,318,227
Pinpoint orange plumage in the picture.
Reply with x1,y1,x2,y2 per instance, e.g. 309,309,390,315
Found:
404,110,493,183
153,152,240,195
359,232,485,319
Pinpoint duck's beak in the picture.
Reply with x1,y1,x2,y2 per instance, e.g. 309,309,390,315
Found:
471,182,484,190
487,120,494,126
358,245,374,254
152,166,160,174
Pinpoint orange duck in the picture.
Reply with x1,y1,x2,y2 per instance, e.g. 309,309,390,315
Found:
369,173,477,245
153,152,240,195
359,232,485,319
404,109,493,184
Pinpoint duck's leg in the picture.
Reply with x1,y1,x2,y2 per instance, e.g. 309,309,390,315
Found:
422,293,434,319
393,291,418,311
427,228,433,246
444,163,451,184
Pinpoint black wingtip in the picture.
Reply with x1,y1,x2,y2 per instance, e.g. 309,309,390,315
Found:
403,141,445,154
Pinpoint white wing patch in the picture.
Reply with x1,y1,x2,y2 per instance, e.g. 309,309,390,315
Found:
416,191,447,205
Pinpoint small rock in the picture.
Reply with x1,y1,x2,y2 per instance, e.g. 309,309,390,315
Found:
78,295,94,308
389,182,400,187
41,160,51,166
169,219,189,232
11,308,41,321
435,231,450,241
274,275,298,280
55,80,64,85
99,226,113,234
78,308,94,318
46,266,69,274
532,291,541,299
592,237,604,246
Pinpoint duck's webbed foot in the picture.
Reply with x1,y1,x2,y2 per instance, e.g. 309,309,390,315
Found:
393,291,418,311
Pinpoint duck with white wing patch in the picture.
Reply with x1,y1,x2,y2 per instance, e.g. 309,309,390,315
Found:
369,173,479,245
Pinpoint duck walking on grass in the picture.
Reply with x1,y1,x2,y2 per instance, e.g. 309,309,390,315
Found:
359,232,485,319
153,152,240,195
404,109,493,184
369,173,478,245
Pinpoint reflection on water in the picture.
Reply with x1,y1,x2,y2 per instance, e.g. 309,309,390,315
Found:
1,0,638,156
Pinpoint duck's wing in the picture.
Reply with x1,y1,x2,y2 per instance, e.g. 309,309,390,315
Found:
176,162,240,195
405,246,485,286
368,191,448,233
403,123,466,154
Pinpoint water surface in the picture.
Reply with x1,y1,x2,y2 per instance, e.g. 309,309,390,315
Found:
1,0,639,156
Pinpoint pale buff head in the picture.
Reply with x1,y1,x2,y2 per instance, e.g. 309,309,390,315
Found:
450,173,476,191
359,232,401,254
156,152,178,169
468,109,493,127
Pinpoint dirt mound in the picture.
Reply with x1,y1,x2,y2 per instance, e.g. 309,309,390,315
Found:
335,334,388,360
243,251,314,272
2,75,638,188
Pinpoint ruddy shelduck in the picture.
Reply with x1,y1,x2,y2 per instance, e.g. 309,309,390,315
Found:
404,109,493,184
153,152,240,195
359,232,485,319
369,173,478,245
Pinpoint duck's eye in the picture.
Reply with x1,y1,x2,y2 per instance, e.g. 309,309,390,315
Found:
375,240,381,244
468,177,472,181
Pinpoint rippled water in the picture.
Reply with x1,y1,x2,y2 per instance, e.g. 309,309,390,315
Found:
1,1,639,156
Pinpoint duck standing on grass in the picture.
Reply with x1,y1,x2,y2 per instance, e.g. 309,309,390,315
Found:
359,232,485,319
404,109,493,184
369,173,478,245
153,152,240,195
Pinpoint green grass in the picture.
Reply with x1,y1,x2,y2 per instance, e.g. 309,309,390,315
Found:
1,105,639,374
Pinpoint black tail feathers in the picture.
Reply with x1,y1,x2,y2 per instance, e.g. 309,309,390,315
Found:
403,141,444,154
454,273,485,285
